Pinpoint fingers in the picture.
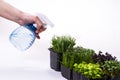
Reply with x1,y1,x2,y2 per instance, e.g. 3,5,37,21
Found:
34,16,43,33
36,33,40,39
35,26,46,39
39,25,47,32
34,16,47,39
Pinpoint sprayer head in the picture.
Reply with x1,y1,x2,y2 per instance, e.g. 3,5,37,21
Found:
36,13,54,28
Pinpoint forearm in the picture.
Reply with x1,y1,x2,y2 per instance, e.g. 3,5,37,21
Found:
0,0,24,24
0,0,45,39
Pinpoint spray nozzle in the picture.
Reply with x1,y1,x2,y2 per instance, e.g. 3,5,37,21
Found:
36,13,54,28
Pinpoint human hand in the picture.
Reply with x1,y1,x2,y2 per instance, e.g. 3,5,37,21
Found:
33,15,46,39
0,0,46,39
19,13,46,39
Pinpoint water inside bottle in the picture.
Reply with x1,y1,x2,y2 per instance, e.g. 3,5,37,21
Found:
9,26,36,51
9,13,54,51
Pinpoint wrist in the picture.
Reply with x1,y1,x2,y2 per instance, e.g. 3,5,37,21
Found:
17,11,25,25
17,12,35,25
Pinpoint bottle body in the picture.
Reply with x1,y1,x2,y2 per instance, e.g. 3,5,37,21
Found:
9,24,36,51
9,13,54,51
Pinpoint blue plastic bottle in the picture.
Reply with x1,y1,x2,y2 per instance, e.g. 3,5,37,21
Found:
9,13,54,51
9,24,37,51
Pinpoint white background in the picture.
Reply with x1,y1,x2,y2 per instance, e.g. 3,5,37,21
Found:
0,0,120,80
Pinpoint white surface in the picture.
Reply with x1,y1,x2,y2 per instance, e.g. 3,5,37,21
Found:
0,0,120,80
0,63,66,80
0,65,65,80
